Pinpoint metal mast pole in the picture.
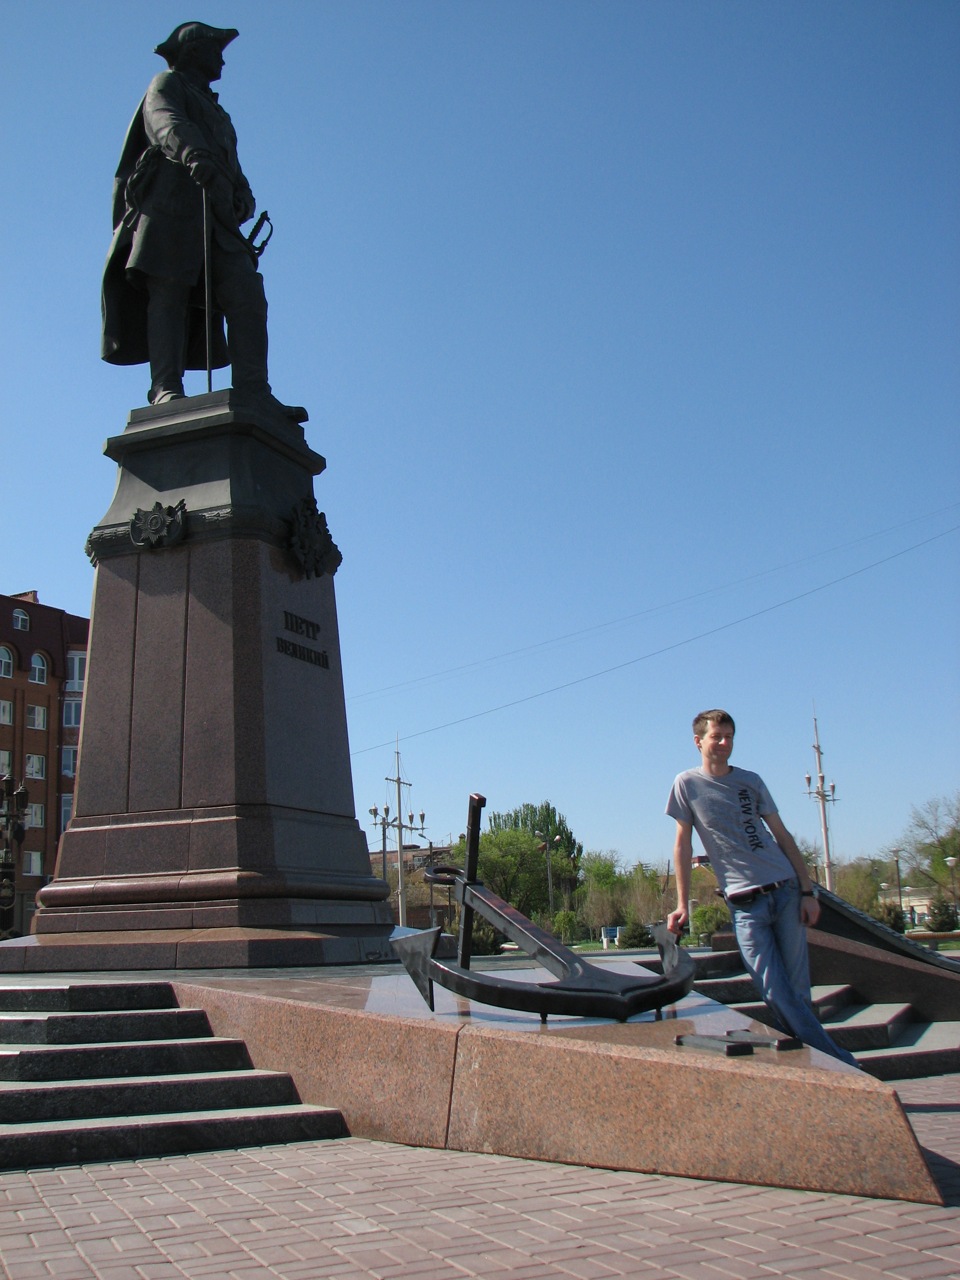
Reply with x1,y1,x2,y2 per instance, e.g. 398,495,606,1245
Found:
808,717,836,892
386,743,412,927
395,750,407,926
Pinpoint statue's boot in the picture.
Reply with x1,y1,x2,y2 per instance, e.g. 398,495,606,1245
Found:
146,276,191,405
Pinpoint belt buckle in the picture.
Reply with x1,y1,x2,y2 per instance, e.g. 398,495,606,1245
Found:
728,889,757,907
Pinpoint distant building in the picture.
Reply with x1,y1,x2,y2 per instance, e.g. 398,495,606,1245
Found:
368,842,457,929
0,590,88,936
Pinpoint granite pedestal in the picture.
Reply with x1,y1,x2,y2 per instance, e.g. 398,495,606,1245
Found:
170,958,943,1205
3,392,392,970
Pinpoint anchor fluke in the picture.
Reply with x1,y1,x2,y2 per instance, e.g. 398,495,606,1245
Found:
392,927,441,1010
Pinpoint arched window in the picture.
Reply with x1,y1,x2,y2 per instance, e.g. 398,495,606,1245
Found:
29,652,47,684
0,646,12,679
12,609,29,631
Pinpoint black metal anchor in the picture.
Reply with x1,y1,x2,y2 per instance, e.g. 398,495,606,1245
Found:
393,793,694,1022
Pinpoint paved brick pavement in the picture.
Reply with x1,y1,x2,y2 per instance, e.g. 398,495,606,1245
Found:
1,1074,958,1280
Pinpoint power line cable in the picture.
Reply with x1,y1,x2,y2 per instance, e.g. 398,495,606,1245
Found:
352,522,959,756
348,501,960,703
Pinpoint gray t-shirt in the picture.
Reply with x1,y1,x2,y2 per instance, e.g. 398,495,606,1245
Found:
665,766,795,895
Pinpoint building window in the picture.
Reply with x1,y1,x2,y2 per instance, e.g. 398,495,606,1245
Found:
63,700,82,729
26,804,44,829
26,705,47,731
0,750,10,776
29,653,47,685
61,746,79,778
60,794,72,831
65,652,86,693
25,755,46,780
0,648,11,679
22,851,43,877
13,609,29,632
0,700,11,725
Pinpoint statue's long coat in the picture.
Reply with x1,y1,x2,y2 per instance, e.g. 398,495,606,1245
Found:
101,70,255,370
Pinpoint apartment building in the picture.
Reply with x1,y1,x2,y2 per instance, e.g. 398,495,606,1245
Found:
0,590,89,935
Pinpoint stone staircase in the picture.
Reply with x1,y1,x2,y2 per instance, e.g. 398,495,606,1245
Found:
692,947,960,1080
0,981,346,1170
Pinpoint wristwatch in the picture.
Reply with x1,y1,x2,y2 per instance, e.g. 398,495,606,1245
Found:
801,886,820,899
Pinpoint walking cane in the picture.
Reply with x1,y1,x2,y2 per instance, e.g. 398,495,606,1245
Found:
202,188,213,394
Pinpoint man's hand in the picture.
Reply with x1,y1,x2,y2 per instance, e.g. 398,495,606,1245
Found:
187,154,222,187
666,906,688,936
800,894,821,927
187,154,235,219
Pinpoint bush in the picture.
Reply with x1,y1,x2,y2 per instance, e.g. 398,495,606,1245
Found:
690,901,731,938
552,910,579,944
450,909,503,955
618,920,654,948
872,901,905,934
927,893,959,933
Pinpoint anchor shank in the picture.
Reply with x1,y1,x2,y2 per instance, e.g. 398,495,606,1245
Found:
457,792,486,970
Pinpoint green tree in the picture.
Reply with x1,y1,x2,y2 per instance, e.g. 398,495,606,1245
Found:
451,827,551,919
927,892,958,933
623,861,668,930
580,851,622,892
890,792,960,893
833,858,884,914
487,801,584,908
553,909,579,944
578,851,628,938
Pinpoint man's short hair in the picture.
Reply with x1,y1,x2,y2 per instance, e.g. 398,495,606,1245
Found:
692,709,735,737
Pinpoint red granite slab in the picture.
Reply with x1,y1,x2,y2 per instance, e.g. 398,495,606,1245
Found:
170,964,942,1205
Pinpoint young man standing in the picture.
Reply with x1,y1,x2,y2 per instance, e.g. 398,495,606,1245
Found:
665,710,858,1066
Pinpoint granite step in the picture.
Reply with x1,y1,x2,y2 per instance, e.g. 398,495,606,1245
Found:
0,1007,211,1045
698,976,856,1010
0,1035,253,1081
811,984,860,1020
690,949,744,979
694,973,760,1005
0,1068,301,1122
856,1022,960,1081
689,941,960,1079
731,996,916,1052
821,1002,917,1051
0,982,349,1171
0,1104,347,1172
0,983,178,1013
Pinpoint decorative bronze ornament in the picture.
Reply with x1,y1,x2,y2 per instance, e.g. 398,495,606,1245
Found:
288,497,342,578
130,500,187,549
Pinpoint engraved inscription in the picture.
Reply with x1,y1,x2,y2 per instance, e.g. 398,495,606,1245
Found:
276,611,330,670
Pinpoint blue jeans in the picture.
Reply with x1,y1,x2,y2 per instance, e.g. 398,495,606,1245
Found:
731,881,859,1067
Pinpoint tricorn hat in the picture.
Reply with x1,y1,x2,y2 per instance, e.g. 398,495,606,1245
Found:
155,22,239,68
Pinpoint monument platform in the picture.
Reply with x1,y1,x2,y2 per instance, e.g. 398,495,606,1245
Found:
25,391,393,967
145,953,941,1205
0,951,942,1202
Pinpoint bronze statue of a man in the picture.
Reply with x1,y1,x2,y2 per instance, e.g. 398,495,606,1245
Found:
102,23,273,407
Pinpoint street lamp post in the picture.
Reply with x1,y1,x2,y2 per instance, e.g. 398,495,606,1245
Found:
0,776,29,937
892,852,904,915
946,856,958,911
368,804,390,882
535,831,561,919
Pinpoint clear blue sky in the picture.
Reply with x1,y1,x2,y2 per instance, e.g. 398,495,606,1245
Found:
4,1,958,869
